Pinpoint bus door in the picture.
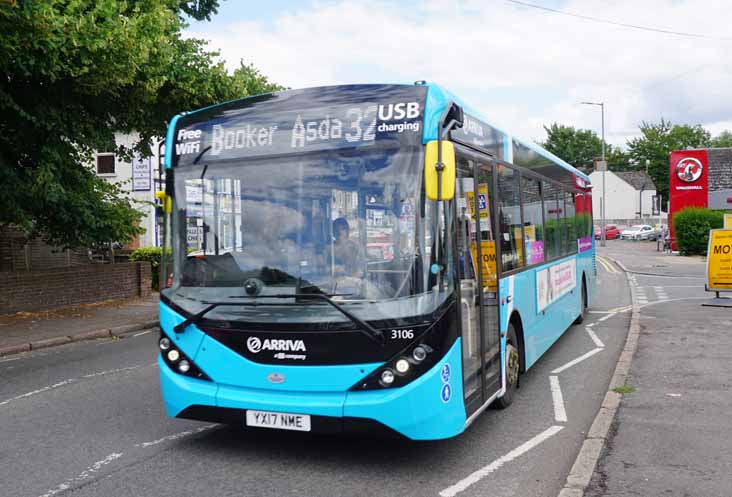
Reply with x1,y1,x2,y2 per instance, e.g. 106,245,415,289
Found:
455,149,502,417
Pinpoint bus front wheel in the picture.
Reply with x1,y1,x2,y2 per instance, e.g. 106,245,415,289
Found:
493,324,519,409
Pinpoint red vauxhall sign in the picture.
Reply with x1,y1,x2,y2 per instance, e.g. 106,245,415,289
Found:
669,150,709,248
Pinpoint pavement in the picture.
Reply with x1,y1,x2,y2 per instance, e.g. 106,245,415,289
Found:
585,240,732,497
0,294,159,356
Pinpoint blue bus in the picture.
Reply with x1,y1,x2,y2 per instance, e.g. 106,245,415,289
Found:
156,83,596,440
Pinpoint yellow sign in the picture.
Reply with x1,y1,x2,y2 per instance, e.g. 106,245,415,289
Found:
466,184,490,220
470,240,497,292
524,225,536,241
724,214,732,229
707,229,732,292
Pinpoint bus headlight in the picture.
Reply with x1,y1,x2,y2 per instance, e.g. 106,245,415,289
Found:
349,309,456,392
412,346,427,363
380,369,395,386
159,332,211,382
395,358,410,374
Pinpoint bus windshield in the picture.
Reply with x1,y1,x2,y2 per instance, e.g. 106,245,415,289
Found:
168,146,451,323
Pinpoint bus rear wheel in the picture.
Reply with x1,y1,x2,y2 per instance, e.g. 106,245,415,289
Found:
574,280,587,325
493,324,519,409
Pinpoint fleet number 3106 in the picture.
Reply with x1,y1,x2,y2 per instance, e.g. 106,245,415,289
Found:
391,329,414,339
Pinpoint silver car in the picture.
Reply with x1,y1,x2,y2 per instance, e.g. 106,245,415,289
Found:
620,224,658,240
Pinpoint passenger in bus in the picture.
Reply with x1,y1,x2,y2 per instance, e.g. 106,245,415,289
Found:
332,217,364,278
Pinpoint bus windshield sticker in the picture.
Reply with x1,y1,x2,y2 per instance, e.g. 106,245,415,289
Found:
440,383,452,403
440,363,451,383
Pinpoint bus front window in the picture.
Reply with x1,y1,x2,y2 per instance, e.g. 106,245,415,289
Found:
167,147,450,323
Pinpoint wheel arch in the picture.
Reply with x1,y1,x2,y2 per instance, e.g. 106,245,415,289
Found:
508,310,526,373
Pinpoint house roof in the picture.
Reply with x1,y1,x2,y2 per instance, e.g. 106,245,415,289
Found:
615,171,656,191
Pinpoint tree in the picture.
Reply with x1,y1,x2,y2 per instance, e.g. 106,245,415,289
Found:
0,0,282,248
541,123,629,173
626,120,710,203
710,130,732,148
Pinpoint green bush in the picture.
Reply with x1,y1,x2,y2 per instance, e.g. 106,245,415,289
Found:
129,246,171,291
673,208,725,256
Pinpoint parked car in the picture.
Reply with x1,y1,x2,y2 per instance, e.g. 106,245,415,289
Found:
620,224,658,240
594,224,621,240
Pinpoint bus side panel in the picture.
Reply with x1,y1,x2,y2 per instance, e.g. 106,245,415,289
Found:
506,256,584,370
344,339,466,440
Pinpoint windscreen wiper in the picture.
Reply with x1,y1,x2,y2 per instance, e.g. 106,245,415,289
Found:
173,295,386,346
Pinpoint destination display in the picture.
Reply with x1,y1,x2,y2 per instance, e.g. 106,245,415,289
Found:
172,85,428,167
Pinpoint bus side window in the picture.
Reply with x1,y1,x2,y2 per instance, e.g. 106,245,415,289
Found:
496,166,523,271
542,181,561,260
521,176,544,265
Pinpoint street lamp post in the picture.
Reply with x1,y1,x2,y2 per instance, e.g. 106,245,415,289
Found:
582,101,606,247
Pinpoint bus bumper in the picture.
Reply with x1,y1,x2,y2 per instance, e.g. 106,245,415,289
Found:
159,340,467,440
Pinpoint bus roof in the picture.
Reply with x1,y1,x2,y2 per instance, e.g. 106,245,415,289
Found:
421,82,590,182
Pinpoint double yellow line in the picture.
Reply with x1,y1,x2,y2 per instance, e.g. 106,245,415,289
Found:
597,255,620,274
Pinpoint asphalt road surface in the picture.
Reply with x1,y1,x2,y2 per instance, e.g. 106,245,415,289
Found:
1,259,631,497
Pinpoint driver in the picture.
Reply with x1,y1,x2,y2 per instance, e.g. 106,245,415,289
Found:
332,217,364,278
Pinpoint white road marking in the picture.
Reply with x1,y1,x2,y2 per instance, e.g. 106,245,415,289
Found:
640,285,701,288
551,348,603,374
633,274,704,279
37,452,124,497
439,425,564,497
0,365,150,408
549,376,568,423
586,327,605,348
0,379,76,407
133,329,154,337
136,424,216,448
598,313,616,322
639,296,709,309
0,356,21,364
81,365,142,379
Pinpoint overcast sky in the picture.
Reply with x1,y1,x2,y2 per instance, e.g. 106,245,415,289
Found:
186,0,732,148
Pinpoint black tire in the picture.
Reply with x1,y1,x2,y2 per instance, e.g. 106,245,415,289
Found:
492,324,520,409
574,280,587,324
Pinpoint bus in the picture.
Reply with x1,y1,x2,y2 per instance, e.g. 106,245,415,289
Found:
156,83,596,440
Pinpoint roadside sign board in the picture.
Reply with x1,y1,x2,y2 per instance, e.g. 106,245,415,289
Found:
706,229,732,292
724,213,732,229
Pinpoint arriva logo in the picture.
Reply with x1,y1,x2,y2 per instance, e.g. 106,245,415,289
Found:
246,337,306,354
676,157,703,183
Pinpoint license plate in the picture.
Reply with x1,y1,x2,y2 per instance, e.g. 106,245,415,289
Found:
245,410,311,432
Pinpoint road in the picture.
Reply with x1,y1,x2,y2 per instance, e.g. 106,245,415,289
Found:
1,257,630,497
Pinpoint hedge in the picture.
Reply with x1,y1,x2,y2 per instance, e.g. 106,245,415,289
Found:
673,208,726,256
129,246,171,291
